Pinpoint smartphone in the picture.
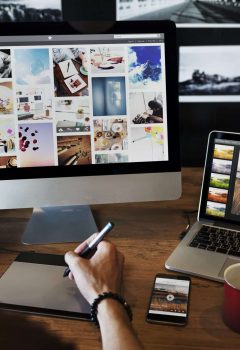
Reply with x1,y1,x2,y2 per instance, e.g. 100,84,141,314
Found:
146,273,191,326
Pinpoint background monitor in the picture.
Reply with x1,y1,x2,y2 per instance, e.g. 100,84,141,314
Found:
116,0,240,166
0,20,181,244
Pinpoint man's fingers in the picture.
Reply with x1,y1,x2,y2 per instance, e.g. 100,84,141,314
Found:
64,251,80,271
74,232,99,254
68,271,74,280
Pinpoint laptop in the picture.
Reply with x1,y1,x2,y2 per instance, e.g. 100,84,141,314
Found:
165,131,240,282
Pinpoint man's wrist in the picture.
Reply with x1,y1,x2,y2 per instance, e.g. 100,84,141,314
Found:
91,292,132,326
97,297,131,325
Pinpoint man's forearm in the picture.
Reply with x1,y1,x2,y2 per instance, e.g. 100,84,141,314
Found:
98,299,144,350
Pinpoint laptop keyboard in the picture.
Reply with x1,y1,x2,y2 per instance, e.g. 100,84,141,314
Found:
189,225,240,257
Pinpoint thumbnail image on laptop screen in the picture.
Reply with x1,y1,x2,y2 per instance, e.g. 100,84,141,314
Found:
0,32,169,169
203,136,240,223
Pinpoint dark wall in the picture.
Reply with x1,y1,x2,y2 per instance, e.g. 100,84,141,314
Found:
62,0,116,21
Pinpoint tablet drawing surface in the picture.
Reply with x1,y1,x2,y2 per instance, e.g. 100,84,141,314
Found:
0,252,91,320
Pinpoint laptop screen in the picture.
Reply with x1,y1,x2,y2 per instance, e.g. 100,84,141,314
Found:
200,131,240,224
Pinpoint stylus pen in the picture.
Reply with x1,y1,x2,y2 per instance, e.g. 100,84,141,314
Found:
63,222,114,277
67,61,70,72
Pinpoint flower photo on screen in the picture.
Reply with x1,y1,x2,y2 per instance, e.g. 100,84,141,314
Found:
0,117,15,155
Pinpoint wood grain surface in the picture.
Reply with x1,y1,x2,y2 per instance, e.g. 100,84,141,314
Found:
0,168,240,350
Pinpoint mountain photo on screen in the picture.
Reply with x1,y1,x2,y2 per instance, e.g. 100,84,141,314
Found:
179,46,240,102
128,46,161,90
0,0,62,22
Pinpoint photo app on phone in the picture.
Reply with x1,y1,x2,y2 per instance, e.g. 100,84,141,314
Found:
146,273,191,326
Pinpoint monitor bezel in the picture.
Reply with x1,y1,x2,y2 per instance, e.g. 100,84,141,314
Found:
0,20,180,181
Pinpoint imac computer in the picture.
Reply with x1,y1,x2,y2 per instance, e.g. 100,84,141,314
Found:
0,21,181,244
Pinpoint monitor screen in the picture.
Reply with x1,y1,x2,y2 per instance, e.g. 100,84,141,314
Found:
0,21,181,243
0,25,171,168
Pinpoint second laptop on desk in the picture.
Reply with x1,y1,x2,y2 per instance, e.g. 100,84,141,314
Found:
166,130,240,282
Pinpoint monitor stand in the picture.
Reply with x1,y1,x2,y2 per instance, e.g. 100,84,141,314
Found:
21,205,98,245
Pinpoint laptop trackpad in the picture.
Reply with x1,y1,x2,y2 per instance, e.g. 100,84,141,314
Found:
218,258,240,278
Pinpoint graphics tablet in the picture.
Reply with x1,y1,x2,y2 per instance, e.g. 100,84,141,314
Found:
0,252,91,320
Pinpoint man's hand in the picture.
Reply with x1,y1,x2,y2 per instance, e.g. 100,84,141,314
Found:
65,236,124,304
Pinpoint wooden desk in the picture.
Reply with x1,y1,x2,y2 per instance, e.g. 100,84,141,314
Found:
0,168,240,350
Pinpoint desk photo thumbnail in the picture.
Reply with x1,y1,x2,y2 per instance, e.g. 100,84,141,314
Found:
90,47,125,74
130,92,163,124
53,48,89,97
16,86,52,121
94,118,128,151
55,97,91,133
57,135,92,166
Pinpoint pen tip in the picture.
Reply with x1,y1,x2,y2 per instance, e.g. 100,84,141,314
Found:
63,267,70,278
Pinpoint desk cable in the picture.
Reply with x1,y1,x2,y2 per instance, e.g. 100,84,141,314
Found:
179,210,198,240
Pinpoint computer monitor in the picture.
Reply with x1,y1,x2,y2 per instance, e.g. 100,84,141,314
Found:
0,20,181,244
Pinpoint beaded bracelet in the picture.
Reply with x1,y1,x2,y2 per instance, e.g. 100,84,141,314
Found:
90,291,133,326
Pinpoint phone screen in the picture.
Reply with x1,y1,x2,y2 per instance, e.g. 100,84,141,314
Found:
146,274,191,325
